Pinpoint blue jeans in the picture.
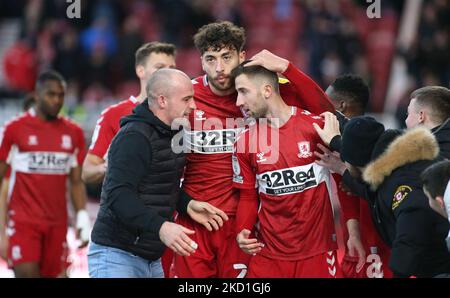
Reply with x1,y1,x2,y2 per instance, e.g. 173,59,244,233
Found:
87,241,164,278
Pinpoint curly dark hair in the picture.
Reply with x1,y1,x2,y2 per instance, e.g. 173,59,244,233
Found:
193,21,246,55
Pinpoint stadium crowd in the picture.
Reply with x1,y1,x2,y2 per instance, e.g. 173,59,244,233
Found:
0,0,450,279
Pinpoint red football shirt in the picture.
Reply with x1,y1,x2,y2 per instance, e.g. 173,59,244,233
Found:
0,127,10,179
0,109,86,224
88,96,138,159
232,108,337,260
182,63,335,215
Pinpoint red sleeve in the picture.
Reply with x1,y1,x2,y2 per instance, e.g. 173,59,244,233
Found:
0,124,14,163
232,131,256,190
281,62,335,114
233,130,259,233
236,188,259,233
88,110,116,159
74,125,87,167
333,173,360,222
4,166,11,179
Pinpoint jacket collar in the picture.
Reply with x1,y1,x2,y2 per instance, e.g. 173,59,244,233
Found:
432,117,450,137
121,99,176,136
362,127,439,189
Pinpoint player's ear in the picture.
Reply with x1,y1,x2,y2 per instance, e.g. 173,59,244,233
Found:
263,84,272,99
419,109,427,124
136,64,145,80
200,54,208,73
339,100,346,113
239,51,246,63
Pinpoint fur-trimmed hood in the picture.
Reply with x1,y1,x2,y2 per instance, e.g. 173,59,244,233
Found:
363,127,439,189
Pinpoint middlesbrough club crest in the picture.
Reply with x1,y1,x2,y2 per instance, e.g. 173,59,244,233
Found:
28,135,38,146
194,110,206,121
61,135,72,150
297,141,312,159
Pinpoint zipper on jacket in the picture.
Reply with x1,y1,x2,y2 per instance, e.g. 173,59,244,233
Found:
134,236,140,245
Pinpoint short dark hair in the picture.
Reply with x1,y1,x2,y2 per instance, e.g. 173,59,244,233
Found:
421,160,450,200
411,86,450,125
330,74,369,111
193,21,246,55
231,61,279,92
135,42,176,67
35,70,66,91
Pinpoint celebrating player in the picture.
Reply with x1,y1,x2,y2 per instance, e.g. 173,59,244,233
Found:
171,21,335,278
232,63,341,277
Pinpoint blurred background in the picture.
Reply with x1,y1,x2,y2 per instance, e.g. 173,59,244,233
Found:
0,0,449,277
1,0,449,133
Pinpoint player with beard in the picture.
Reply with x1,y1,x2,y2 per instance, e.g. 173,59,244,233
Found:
232,63,341,277
171,21,335,278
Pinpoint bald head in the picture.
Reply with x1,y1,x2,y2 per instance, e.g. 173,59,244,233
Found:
145,68,196,126
146,68,191,105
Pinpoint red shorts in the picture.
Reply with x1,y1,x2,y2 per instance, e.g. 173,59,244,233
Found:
7,220,68,277
171,214,250,278
247,250,342,278
341,248,393,278
161,249,173,278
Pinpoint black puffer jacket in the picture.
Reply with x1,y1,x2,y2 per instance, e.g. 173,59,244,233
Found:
91,99,188,261
432,117,450,159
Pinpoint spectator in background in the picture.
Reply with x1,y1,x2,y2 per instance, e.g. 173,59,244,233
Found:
302,1,364,87
80,41,112,91
80,17,117,58
422,160,450,222
154,0,193,46
119,16,144,81
3,39,37,93
154,0,215,48
422,160,450,265
211,0,242,26
405,86,450,158
53,27,82,85
405,0,450,87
